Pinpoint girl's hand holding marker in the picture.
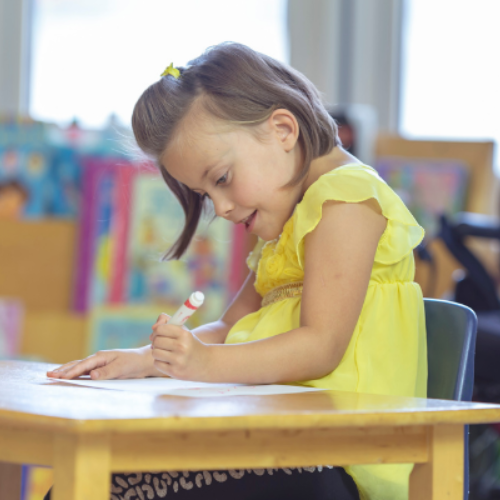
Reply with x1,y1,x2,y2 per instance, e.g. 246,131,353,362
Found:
149,292,211,380
47,292,206,382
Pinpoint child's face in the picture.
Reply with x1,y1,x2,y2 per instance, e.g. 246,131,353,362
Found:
0,187,27,220
162,107,302,241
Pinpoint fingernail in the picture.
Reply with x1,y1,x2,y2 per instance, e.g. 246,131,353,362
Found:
92,371,99,379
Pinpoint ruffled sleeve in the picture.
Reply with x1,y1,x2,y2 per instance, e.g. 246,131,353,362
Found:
292,165,424,268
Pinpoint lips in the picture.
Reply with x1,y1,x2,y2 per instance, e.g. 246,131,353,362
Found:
240,210,257,231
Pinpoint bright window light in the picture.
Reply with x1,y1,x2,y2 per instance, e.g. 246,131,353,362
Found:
30,0,289,128
400,0,500,166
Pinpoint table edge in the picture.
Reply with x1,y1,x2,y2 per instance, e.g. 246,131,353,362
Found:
1,407,500,433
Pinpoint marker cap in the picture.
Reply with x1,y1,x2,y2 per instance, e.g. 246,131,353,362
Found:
189,291,205,308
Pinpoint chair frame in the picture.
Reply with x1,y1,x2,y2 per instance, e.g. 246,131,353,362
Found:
424,298,477,500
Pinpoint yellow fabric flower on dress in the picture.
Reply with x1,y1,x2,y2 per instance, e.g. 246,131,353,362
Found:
160,63,180,79
253,219,304,296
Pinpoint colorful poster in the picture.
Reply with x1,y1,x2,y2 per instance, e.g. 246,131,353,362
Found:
87,305,172,354
376,157,469,236
0,145,52,218
0,119,82,219
74,157,136,312
127,172,234,325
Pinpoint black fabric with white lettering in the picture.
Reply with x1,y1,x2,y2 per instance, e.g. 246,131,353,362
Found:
44,466,360,500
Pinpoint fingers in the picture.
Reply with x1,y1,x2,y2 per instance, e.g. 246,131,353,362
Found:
151,345,176,364
151,333,183,355
47,352,113,380
88,360,121,381
150,329,186,363
47,360,82,377
150,323,183,344
153,359,173,377
150,328,192,375
47,359,89,378
150,314,171,343
151,313,170,329
150,328,207,381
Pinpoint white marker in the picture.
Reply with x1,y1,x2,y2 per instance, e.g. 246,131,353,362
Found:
166,291,205,326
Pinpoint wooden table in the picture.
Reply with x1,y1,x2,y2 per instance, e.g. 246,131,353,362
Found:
1,361,500,500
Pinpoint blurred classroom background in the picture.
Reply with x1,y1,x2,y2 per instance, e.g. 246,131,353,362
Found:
1,0,500,499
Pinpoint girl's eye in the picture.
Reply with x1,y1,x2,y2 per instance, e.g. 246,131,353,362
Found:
216,173,228,186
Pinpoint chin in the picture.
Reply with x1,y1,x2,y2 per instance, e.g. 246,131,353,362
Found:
257,228,282,242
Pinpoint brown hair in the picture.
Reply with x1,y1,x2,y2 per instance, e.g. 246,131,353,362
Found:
132,42,339,259
0,180,29,200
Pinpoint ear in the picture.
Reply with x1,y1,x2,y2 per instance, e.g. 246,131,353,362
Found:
268,109,299,152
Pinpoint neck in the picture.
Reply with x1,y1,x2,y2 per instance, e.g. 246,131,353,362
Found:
301,146,362,194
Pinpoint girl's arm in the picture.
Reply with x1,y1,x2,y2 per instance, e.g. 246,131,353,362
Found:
151,199,387,383
190,270,263,344
47,269,261,380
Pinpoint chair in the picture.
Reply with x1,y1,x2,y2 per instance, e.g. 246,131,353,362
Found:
424,298,477,500
438,212,500,386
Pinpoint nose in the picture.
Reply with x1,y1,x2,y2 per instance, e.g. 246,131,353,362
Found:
211,193,234,219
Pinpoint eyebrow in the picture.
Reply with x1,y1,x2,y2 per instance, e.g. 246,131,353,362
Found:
192,148,230,189
190,163,217,192
201,164,215,181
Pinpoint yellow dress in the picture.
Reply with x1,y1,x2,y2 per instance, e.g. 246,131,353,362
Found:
225,163,427,500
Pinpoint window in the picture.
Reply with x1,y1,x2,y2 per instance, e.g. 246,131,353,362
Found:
30,0,288,128
400,0,499,165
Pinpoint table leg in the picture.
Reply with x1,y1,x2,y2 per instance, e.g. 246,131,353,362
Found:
0,461,22,500
52,434,110,500
409,424,464,500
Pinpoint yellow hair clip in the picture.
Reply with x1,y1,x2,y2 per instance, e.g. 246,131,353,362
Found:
161,63,180,79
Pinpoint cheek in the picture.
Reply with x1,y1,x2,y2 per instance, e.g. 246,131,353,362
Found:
232,179,259,205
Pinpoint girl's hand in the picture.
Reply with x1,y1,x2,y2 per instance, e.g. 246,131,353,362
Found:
46,345,163,381
47,313,172,381
150,321,213,381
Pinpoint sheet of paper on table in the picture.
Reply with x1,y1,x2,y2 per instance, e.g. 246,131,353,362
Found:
50,377,324,398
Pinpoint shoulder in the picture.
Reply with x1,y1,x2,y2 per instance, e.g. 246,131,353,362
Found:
295,164,385,229
303,199,387,265
293,163,423,267
302,164,384,205
292,165,388,267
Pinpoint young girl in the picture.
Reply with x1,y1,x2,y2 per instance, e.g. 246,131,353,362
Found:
46,42,427,500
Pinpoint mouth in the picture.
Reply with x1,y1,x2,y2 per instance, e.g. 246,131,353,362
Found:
239,210,257,231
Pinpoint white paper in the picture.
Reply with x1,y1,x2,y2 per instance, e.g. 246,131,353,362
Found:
49,376,324,398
